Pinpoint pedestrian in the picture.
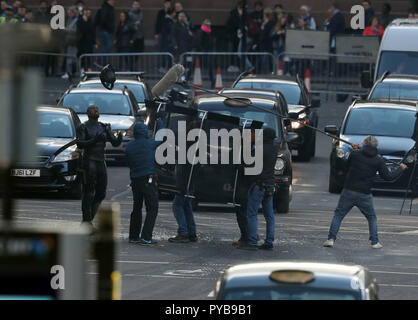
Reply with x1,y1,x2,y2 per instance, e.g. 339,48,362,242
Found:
362,0,374,27
0,4,18,22
14,4,26,22
380,3,394,29
297,5,316,30
252,7,275,73
323,136,407,249
77,7,97,72
194,18,215,88
158,6,176,72
62,6,78,79
0,1,8,16
168,118,198,243
327,1,345,53
238,128,279,251
272,14,289,71
95,0,115,54
125,120,164,245
155,0,171,48
33,0,50,24
76,105,123,228
362,16,384,39
114,11,134,70
174,1,193,27
129,0,144,53
172,11,193,61
12,0,21,12
274,4,285,22
249,1,264,27
226,1,247,72
24,7,31,21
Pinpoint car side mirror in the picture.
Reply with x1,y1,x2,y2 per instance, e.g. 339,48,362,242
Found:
286,132,299,143
361,71,373,88
288,112,299,120
324,125,339,136
310,99,320,108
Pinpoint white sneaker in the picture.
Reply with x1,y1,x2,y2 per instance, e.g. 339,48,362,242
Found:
323,239,334,247
371,242,383,249
61,73,69,79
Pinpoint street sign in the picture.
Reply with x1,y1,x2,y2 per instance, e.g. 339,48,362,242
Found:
285,30,330,59
336,35,380,63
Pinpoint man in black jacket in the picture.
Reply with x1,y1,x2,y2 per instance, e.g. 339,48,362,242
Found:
95,0,115,53
76,105,122,226
324,136,407,249
327,1,345,52
238,128,279,251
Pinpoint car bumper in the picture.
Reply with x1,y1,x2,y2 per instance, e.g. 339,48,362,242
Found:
288,127,308,149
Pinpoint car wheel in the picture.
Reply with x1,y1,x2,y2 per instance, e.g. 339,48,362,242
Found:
274,187,290,214
328,171,342,194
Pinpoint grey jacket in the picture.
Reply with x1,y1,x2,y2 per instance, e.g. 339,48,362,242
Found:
128,8,144,40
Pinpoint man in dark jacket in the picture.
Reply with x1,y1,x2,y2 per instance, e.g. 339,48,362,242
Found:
76,105,123,226
172,11,193,61
238,128,279,250
77,8,97,70
324,136,407,249
129,0,144,53
125,121,163,245
327,1,345,52
95,0,115,53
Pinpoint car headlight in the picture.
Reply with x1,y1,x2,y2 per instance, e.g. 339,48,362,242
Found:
291,120,307,130
336,148,348,159
113,129,132,137
52,146,79,163
274,158,285,174
405,153,416,164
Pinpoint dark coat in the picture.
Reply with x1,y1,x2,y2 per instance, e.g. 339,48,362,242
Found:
172,21,193,56
77,17,96,55
95,1,115,34
344,145,403,194
194,28,214,52
329,10,345,38
155,8,166,35
115,22,134,51
159,15,175,52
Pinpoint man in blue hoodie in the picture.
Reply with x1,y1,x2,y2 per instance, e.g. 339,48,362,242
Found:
125,120,163,245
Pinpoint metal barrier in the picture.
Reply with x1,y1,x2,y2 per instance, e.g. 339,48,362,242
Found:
78,52,175,80
179,52,276,87
277,51,375,96
17,51,78,77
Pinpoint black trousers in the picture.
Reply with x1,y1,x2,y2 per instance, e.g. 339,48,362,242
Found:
129,176,159,241
82,160,107,222
235,182,249,241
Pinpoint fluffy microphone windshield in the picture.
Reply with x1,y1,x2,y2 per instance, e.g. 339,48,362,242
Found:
151,64,185,97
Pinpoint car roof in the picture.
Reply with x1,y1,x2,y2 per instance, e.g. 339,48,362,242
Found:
66,87,127,94
353,100,418,111
79,79,146,86
239,74,298,84
37,105,73,115
195,93,277,108
380,74,418,83
222,261,367,291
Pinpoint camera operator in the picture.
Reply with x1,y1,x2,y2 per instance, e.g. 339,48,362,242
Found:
76,105,123,227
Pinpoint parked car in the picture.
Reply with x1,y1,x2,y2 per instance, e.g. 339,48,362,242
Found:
325,100,417,194
215,261,379,300
77,71,152,110
6,106,83,198
366,73,418,101
232,74,320,161
57,87,139,162
155,94,294,214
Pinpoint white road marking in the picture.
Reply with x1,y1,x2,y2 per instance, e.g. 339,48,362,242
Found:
110,185,132,201
208,291,214,297
379,284,418,288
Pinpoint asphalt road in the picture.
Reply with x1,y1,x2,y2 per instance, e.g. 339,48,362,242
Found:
6,91,418,300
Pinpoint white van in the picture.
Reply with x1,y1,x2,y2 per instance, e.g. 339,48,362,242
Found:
362,19,418,87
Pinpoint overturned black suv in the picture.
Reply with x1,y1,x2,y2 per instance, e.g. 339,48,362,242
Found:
153,93,294,214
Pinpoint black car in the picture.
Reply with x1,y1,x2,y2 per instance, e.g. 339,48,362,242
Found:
155,94,294,214
366,73,418,101
8,106,83,198
232,74,320,161
77,71,152,110
325,100,417,194
58,87,140,162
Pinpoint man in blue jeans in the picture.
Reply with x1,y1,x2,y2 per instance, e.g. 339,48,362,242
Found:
238,128,279,251
324,136,407,249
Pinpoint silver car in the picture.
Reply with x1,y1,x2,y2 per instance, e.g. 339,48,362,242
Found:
58,87,139,162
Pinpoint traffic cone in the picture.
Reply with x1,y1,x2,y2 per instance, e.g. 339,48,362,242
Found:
305,68,312,98
215,67,223,91
193,57,203,95
277,60,283,76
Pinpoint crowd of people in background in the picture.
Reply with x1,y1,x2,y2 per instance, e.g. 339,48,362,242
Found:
0,0,415,77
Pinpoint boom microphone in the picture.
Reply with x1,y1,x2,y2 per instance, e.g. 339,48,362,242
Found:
151,64,185,97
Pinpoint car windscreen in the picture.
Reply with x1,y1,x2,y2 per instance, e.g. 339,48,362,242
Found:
62,92,132,115
38,111,74,138
234,81,302,105
223,286,359,300
377,51,418,79
199,103,281,139
343,107,415,138
369,82,418,100
79,82,146,102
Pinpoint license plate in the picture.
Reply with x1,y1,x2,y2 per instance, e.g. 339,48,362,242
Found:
11,169,41,177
